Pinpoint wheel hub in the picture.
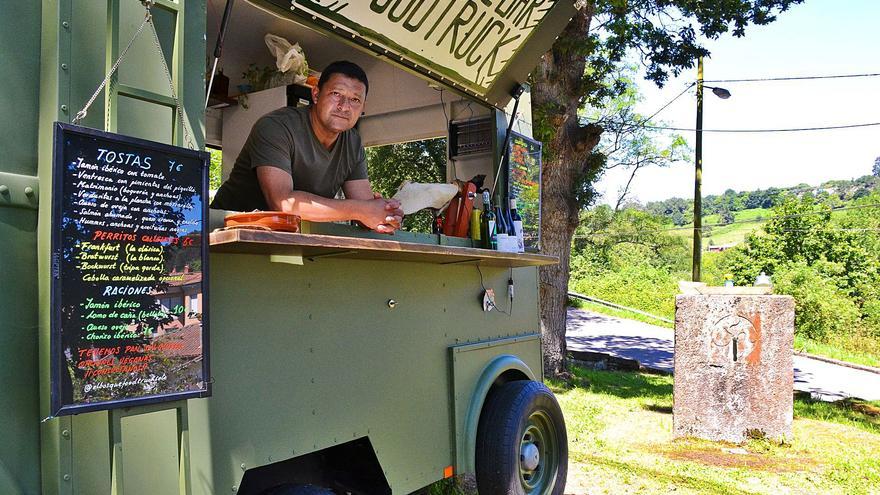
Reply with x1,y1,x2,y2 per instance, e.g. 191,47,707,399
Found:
520,442,540,471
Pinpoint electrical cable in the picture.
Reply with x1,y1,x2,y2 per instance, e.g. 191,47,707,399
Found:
631,121,880,133
476,265,511,316
642,83,695,123
705,72,880,83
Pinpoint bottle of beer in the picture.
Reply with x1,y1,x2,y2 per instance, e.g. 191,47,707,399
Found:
510,198,524,252
470,207,482,242
480,191,497,249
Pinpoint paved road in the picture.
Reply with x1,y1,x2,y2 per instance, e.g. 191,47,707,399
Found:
566,308,880,401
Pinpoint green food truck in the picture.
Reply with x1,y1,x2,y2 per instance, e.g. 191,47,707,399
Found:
1,1,576,493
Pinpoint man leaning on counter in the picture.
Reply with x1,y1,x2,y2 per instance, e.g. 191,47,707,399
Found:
211,60,404,234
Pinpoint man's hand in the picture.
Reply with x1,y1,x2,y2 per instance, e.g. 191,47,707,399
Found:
360,193,403,233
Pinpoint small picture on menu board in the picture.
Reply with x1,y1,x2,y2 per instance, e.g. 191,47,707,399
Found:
51,123,210,416
508,131,542,251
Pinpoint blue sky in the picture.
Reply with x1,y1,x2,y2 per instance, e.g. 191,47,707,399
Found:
596,0,880,205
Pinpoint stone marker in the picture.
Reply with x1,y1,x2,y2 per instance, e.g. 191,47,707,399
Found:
673,294,795,443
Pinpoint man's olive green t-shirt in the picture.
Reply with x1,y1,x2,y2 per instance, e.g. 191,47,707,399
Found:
211,106,368,211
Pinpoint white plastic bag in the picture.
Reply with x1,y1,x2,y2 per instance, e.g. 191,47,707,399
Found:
264,33,308,84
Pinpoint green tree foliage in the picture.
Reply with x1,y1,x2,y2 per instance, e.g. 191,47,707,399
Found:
570,206,690,321
209,148,223,191
772,262,861,340
574,205,689,272
365,138,447,233
874,156,880,177
646,197,691,226
717,205,735,225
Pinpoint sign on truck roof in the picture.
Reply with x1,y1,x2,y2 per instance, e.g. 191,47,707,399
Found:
260,0,576,107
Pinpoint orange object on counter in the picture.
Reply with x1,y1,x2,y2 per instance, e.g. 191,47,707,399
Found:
452,182,477,238
224,211,301,232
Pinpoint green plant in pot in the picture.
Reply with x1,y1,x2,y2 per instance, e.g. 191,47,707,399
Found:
241,64,276,93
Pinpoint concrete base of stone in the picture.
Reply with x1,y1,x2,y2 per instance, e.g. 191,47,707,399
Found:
673,294,795,443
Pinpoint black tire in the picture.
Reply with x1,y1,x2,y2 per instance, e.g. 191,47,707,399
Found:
475,380,567,495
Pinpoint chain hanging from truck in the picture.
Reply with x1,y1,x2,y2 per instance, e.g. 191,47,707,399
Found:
72,0,195,150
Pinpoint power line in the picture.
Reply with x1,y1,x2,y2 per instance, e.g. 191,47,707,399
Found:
573,227,880,239
633,121,880,133
705,72,880,83
643,83,694,122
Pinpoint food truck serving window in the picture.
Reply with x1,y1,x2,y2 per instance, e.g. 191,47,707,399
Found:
260,0,576,107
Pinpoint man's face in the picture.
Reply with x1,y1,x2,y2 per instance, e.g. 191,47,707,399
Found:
311,73,367,135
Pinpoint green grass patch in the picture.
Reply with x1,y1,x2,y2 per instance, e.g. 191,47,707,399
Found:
568,298,673,329
554,368,880,495
795,334,880,369
674,208,771,247
428,368,880,494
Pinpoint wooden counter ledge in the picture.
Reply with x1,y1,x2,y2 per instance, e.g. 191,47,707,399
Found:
209,229,558,268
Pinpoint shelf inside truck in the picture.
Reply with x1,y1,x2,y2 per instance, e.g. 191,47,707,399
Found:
209,229,557,267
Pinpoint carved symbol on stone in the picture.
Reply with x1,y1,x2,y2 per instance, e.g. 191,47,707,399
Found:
708,314,757,365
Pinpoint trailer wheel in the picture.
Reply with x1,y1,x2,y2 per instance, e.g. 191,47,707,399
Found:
475,380,567,495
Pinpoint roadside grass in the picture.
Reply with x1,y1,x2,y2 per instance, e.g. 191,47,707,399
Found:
568,298,673,329
549,368,880,495
795,333,880,369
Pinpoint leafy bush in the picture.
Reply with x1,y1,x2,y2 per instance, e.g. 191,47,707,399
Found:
571,260,679,321
772,262,861,341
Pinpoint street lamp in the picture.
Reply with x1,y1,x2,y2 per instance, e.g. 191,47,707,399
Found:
692,56,731,282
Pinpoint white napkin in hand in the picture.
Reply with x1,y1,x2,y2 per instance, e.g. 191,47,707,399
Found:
392,181,459,215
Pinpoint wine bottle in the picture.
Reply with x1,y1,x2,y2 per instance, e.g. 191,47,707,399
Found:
510,198,524,252
480,191,497,250
494,204,508,246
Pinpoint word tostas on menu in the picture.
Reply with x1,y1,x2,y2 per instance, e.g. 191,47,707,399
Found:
50,123,210,416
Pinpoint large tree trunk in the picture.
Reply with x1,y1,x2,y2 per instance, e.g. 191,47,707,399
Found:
532,5,603,378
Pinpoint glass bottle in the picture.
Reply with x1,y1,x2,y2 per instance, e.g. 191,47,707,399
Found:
480,191,497,250
510,198,524,252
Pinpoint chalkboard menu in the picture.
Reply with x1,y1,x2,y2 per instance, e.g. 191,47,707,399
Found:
51,123,210,416
508,132,542,252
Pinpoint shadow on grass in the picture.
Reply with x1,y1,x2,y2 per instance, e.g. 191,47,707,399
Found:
644,404,673,414
579,455,763,495
568,365,673,400
794,391,880,433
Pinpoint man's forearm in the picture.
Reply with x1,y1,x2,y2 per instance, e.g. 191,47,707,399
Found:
277,191,366,223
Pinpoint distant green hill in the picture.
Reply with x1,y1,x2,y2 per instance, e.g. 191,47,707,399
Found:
645,174,879,229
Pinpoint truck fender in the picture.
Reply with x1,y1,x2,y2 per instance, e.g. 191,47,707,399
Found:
461,354,536,474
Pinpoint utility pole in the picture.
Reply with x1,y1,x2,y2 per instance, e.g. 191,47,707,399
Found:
692,57,704,282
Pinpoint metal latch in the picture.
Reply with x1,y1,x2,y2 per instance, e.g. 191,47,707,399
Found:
0,171,40,210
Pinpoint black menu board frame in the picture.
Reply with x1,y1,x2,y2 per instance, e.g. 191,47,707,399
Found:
51,122,211,416
507,131,542,252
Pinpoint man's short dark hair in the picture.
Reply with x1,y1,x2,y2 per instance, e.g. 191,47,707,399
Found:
318,60,369,95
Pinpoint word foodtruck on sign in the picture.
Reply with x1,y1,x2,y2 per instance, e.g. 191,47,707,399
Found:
51,123,209,416
292,0,557,89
